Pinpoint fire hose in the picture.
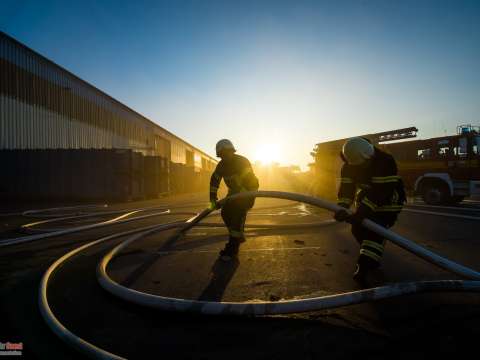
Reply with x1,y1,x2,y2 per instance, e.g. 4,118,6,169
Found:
34,191,480,359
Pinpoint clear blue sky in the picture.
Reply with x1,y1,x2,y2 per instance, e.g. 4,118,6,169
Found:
1,0,479,168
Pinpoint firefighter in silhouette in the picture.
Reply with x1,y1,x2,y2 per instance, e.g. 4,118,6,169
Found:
333,137,406,281
209,139,259,261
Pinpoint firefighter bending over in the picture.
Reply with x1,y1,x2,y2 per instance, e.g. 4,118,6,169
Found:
209,139,259,261
333,137,406,281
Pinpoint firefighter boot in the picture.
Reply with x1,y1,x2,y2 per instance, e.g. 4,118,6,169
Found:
219,238,240,261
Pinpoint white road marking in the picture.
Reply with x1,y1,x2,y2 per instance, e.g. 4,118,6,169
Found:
406,204,480,212
403,208,480,221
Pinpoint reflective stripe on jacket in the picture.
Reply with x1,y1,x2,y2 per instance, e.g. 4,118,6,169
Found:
210,154,259,201
337,147,406,216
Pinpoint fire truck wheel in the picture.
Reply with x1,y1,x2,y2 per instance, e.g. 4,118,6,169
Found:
421,183,450,205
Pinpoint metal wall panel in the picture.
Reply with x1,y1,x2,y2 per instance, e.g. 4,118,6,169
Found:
0,31,216,170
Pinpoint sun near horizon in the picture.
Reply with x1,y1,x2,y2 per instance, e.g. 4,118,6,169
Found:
252,143,283,165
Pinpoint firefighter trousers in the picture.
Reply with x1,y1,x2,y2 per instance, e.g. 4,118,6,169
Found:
351,215,397,269
221,196,255,243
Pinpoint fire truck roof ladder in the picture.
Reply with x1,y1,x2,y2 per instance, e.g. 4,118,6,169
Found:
376,127,418,143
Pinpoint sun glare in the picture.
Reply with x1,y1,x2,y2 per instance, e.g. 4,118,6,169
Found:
254,143,280,165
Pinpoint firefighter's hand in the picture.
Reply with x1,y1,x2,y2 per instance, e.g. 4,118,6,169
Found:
209,200,219,210
346,212,365,225
334,208,350,222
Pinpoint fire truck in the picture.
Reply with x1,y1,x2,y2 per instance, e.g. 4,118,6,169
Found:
310,125,480,205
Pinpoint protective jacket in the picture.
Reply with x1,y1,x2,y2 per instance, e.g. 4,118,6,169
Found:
337,147,406,222
210,154,259,202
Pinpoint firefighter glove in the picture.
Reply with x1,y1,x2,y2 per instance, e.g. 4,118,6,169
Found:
334,208,350,222
209,200,219,210
346,211,365,226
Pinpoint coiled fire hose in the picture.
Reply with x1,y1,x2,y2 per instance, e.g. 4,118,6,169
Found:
33,191,480,359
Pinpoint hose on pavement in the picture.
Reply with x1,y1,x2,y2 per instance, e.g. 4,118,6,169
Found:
35,191,480,359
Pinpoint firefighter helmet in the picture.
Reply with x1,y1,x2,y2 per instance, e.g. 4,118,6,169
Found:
216,139,236,157
342,137,374,165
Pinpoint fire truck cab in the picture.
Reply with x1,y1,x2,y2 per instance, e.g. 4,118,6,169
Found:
382,125,480,205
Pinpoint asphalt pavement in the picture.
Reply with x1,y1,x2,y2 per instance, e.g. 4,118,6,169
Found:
1,194,479,359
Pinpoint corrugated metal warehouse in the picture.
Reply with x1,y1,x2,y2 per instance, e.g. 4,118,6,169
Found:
0,31,217,201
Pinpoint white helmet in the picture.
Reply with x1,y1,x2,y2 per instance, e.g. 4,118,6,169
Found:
342,137,374,165
215,139,236,157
